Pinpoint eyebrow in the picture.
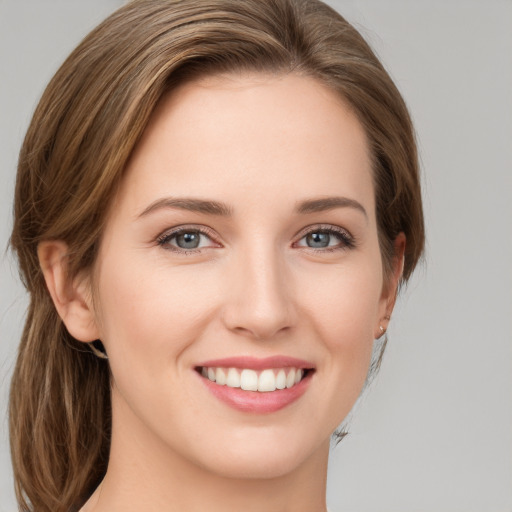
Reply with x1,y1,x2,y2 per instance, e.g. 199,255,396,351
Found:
137,195,367,219
295,196,368,219
138,197,233,218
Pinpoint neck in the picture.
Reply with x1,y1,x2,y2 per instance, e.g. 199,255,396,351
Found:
81,389,329,512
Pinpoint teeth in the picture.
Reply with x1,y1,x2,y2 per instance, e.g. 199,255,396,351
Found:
275,369,286,390
215,368,227,385
240,369,258,391
258,369,275,392
285,368,296,388
200,366,307,392
226,368,240,388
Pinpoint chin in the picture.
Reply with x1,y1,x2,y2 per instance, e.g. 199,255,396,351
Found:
187,428,327,481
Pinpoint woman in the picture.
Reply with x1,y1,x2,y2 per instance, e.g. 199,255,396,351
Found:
9,0,424,511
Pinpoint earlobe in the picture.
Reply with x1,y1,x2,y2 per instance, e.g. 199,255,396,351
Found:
38,240,100,342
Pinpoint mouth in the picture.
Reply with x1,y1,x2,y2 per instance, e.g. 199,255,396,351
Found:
195,366,313,392
194,356,315,413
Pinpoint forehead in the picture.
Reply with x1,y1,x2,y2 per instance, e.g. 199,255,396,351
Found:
119,72,374,219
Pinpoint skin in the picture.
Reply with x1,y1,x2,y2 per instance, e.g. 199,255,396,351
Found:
39,72,404,512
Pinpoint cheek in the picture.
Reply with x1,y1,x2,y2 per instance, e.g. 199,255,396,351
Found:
298,258,383,405
300,257,383,341
93,251,220,374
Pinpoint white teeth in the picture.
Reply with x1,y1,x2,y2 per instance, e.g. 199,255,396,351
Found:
201,366,308,392
215,367,226,385
226,368,240,388
286,368,296,388
275,369,286,390
240,369,258,391
258,369,276,392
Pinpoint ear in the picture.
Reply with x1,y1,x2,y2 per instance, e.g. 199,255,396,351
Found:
375,233,406,338
38,240,100,342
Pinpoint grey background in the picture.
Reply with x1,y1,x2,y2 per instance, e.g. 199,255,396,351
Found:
1,1,511,511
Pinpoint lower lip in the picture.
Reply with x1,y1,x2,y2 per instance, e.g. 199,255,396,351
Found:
197,371,313,413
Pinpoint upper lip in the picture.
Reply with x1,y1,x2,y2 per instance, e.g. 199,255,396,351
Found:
195,356,315,371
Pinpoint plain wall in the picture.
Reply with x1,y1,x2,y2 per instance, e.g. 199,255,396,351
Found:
1,1,511,511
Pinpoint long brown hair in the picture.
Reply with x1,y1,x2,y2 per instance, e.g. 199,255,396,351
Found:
9,0,424,510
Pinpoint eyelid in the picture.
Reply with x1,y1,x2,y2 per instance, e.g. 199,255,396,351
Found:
156,224,221,252
292,224,355,250
155,223,356,254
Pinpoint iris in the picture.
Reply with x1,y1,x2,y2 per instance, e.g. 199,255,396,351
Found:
306,232,331,248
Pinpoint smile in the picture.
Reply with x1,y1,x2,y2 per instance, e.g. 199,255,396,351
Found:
198,366,308,392
195,356,315,413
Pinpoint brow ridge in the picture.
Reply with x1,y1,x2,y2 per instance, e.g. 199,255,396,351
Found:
138,195,367,219
138,197,233,217
295,196,368,218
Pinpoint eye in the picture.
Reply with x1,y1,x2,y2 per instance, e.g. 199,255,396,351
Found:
294,225,355,251
157,226,219,253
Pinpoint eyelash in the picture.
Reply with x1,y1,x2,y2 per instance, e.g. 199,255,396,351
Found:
156,224,356,255
294,224,355,252
156,225,219,255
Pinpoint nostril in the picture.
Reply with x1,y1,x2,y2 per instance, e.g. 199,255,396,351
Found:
230,324,293,342
220,274,297,340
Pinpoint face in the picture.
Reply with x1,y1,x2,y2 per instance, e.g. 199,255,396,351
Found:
90,72,395,479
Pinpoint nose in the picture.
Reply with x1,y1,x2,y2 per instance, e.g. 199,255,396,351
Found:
221,246,297,340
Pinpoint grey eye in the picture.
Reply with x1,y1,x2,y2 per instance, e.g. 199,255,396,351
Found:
158,228,216,252
295,226,354,251
306,232,331,248
175,231,201,249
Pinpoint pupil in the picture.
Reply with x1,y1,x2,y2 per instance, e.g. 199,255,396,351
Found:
177,232,200,249
307,232,330,248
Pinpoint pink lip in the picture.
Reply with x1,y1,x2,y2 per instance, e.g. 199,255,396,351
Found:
194,356,315,414
198,373,312,413
196,355,314,371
